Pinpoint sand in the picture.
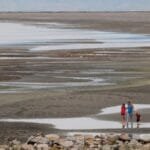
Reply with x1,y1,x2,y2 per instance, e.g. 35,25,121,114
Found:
0,12,149,143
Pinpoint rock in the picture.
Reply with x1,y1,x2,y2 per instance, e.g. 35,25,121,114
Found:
84,135,95,147
71,144,84,150
132,134,140,141
59,140,74,148
36,144,49,150
45,134,60,142
74,135,84,145
116,140,123,146
142,144,150,150
12,144,22,150
139,134,150,143
0,145,9,150
70,148,78,150
111,144,119,150
119,133,131,142
119,143,130,150
102,144,112,150
128,139,142,149
85,138,94,146
84,134,94,140
1,133,150,150
11,139,21,145
107,134,119,145
50,142,62,150
27,136,49,145
21,144,34,150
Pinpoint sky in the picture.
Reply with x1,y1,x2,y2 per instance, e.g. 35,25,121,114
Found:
0,0,150,12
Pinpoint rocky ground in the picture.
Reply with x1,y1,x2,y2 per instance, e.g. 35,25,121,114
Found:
1,133,150,150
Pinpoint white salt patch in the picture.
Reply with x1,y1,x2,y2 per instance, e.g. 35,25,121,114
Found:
57,76,105,83
31,42,150,51
0,117,150,130
0,56,71,60
0,80,112,90
0,104,150,130
0,118,121,130
99,104,150,115
0,22,150,51
80,69,114,75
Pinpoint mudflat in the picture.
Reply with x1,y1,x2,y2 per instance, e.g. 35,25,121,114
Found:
0,12,150,143
0,12,150,34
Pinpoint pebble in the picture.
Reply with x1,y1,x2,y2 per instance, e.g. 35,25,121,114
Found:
0,133,150,150
45,134,60,142
139,134,150,143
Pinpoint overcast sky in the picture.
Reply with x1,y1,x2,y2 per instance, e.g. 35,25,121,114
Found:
0,0,150,12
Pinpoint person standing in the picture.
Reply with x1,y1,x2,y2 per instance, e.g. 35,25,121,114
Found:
127,101,134,128
121,103,126,128
135,111,141,128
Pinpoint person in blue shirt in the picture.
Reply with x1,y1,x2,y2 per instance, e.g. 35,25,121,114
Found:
127,101,134,128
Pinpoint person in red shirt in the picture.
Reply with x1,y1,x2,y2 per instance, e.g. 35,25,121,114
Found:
121,103,126,128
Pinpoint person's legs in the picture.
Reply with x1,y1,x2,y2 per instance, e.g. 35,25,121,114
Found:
130,113,133,128
137,119,140,128
126,113,129,128
122,115,126,128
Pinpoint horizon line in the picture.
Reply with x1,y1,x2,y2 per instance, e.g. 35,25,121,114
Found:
0,10,150,13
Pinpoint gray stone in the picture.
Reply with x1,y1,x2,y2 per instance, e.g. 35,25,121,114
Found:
21,144,34,150
11,139,21,145
102,145,111,150
119,133,131,141
59,140,74,148
139,134,150,143
74,135,84,145
36,144,49,150
12,144,22,150
107,134,119,145
119,144,129,150
0,145,9,150
128,139,142,149
142,144,150,150
27,136,49,145
45,134,60,142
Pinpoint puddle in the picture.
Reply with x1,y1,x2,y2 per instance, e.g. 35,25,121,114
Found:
0,80,112,91
31,42,150,51
0,56,73,60
99,104,150,115
0,22,150,51
80,69,114,75
0,118,121,130
0,104,150,130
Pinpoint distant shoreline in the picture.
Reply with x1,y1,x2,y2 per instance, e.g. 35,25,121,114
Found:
0,11,150,34
0,11,150,13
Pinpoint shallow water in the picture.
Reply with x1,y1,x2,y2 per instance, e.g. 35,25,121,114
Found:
0,79,112,92
99,104,150,115
0,22,150,51
0,104,150,130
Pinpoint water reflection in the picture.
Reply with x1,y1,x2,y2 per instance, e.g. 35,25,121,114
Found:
0,22,150,51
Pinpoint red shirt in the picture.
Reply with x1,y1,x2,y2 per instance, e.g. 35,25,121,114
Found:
121,106,126,116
